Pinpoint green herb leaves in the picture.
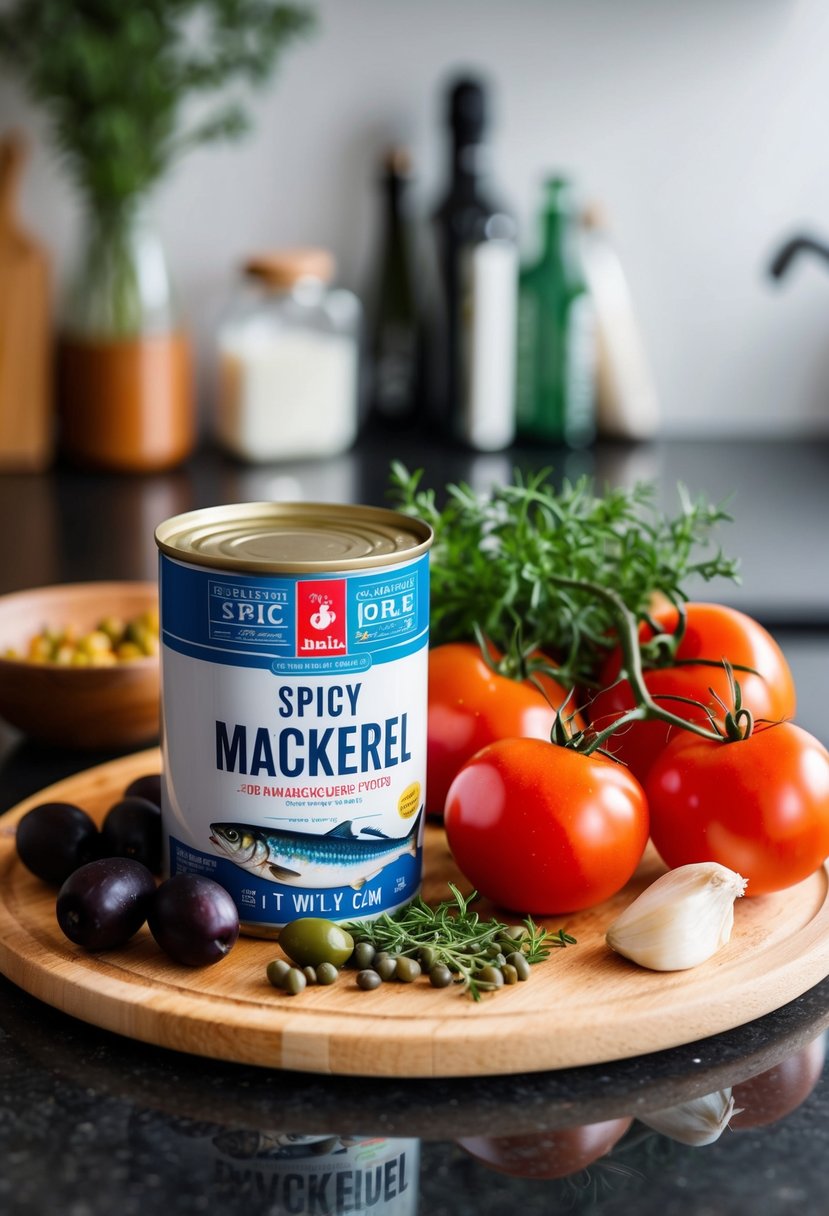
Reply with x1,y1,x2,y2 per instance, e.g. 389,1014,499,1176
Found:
390,463,738,686
0,1,314,216
344,884,575,1002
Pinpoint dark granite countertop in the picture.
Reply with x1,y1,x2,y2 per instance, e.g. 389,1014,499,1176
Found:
1,436,827,1215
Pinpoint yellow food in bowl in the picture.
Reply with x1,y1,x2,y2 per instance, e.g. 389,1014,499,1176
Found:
5,608,159,667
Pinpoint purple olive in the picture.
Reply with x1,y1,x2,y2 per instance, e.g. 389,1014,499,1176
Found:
56,857,156,951
101,796,162,873
16,802,100,886
148,874,240,967
124,773,161,809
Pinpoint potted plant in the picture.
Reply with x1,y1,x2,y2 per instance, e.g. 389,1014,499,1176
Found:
0,0,313,471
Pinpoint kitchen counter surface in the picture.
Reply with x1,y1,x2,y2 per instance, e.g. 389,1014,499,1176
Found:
0,435,827,1215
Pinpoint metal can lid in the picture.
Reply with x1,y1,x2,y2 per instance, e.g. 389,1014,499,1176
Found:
155,501,433,574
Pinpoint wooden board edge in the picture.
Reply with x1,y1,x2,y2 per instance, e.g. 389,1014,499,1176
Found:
3,751,829,1077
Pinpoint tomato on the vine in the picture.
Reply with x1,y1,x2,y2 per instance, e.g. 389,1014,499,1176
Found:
444,737,649,914
588,602,797,784
731,1034,826,1130
646,722,829,896
456,1119,633,1179
426,642,580,817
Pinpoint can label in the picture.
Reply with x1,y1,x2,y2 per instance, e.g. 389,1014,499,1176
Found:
159,551,429,933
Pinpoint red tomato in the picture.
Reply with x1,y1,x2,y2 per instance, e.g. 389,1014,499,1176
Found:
457,1118,633,1180
426,643,581,817
444,737,649,914
731,1033,826,1130
588,602,797,785
646,722,829,896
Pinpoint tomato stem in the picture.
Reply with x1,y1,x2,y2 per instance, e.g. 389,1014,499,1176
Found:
546,575,725,754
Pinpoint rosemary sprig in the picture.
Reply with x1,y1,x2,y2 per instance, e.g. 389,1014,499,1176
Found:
389,463,739,686
343,884,575,1001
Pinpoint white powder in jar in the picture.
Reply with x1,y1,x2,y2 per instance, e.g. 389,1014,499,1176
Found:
217,325,359,462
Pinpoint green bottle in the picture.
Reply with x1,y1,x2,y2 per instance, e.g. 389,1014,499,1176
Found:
516,176,596,446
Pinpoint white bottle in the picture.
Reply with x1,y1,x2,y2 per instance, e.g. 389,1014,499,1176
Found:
579,207,660,441
215,248,361,462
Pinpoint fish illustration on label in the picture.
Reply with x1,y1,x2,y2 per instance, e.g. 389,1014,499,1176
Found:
209,811,423,890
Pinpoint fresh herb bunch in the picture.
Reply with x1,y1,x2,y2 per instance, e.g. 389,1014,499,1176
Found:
344,884,575,1002
0,0,314,218
390,462,739,686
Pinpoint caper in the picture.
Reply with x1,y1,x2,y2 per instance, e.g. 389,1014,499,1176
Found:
356,969,382,991
315,961,339,986
505,951,531,981
283,967,307,996
429,963,453,989
502,963,519,985
477,965,504,988
302,965,317,985
503,924,528,942
374,955,398,981
278,918,354,969
395,956,421,984
266,958,291,989
418,945,437,970
353,941,376,970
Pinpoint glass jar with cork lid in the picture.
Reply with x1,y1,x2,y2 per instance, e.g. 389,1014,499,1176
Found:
214,247,361,462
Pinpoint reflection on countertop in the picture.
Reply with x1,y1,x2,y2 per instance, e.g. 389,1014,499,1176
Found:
1,970,828,1215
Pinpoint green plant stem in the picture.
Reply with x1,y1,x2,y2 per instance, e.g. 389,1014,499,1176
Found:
546,574,726,753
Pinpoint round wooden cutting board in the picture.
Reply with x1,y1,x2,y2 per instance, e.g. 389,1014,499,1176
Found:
2,749,829,1078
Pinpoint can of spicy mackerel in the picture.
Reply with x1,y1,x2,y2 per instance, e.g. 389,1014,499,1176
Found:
154,501,432,937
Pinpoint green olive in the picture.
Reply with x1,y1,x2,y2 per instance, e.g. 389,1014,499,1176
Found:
278,918,355,969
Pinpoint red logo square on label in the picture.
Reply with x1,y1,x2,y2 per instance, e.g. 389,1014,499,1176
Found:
296,580,347,654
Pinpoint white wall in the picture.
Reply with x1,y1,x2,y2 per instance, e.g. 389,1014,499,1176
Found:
4,0,829,438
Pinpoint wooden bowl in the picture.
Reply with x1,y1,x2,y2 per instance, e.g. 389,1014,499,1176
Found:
0,582,159,750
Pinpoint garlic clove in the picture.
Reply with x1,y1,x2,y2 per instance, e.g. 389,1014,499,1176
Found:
606,861,748,971
639,1089,739,1146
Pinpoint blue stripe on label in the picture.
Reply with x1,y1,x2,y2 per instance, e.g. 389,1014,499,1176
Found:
168,834,422,926
160,552,430,668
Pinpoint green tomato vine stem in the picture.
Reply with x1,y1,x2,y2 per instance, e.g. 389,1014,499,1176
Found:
545,574,746,753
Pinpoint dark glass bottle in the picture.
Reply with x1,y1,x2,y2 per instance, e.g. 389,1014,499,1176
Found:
515,176,596,447
366,147,420,430
428,76,518,450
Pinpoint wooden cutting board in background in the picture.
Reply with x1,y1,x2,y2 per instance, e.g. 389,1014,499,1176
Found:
0,132,53,471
